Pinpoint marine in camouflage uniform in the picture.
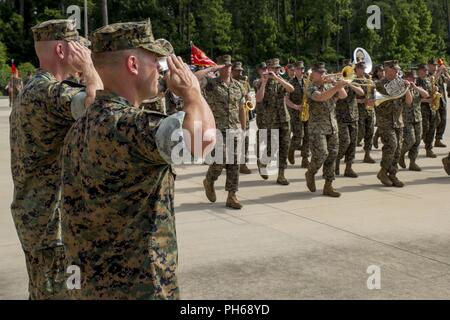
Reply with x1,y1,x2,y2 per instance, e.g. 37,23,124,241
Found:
418,65,438,158
428,59,449,148
60,20,192,300
9,19,94,299
256,58,294,185
232,61,252,175
305,62,347,197
354,66,376,164
286,61,306,166
374,60,413,188
335,62,367,178
202,55,246,210
399,70,427,171
253,62,268,177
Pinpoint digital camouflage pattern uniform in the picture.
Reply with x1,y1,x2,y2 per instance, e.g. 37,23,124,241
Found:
374,78,406,175
254,78,266,161
336,84,359,165
435,73,448,141
261,78,291,169
166,91,184,115
61,91,181,300
237,73,251,164
417,77,435,151
140,96,165,113
306,83,340,182
9,19,85,300
288,76,304,152
203,75,245,192
61,20,180,300
357,79,375,152
401,87,422,163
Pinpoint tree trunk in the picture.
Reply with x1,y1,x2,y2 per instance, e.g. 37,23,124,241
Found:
101,0,109,26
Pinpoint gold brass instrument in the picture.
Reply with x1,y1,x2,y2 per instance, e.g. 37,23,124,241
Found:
373,77,409,107
430,75,443,112
300,76,310,122
245,100,255,111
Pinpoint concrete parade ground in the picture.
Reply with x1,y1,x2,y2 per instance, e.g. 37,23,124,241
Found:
0,97,449,300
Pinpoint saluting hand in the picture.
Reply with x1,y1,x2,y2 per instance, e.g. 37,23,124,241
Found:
166,55,201,102
67,41,94,73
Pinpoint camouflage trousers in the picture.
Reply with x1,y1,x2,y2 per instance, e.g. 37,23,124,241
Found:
379,128,403,175
337,121,358,164
24,246,66,300
421,105,437,150
301,121,310,158
309,131,339,182
288,108,303,151
259,122,291,169
436,100,447,140
358,105,375,151
401,122,422,161
206,133,240,192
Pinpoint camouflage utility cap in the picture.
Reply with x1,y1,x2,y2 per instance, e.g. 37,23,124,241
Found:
32,19,79,42
267,58,282,68
217,55,232,66
91,20,169,56
384,60,401,70
294,61,305,69
232,62,244,71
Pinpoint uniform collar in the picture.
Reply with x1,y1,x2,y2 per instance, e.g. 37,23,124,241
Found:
95,90,133,107
35,68,56,81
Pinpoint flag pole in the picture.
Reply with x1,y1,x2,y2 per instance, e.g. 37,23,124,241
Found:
11,59,14,107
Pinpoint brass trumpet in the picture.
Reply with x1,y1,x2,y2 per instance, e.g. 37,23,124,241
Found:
244,100,255,111
323,73,375,87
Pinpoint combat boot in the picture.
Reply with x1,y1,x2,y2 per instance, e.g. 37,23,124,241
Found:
426,149,437,158
226,191,243,210
409,161,422,172
335,160,341,176
257,160,269,180
239,164,252,174
305,170,316,192
389,173,405,188
277,169,290,186
288,146,295,165
363,151,376,164
323,180,341,198
203,179,216,203
399,152,407,169
344,163,358,178
377,168,393,187
443,157,450,176
301,157,310,169
435,139,447,148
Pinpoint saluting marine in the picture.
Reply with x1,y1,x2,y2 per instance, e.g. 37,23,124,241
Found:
10,19,102,299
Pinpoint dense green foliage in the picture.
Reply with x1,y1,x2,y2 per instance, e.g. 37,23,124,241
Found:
0,0,449,76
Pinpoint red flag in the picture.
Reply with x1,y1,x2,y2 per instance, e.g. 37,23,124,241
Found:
11,62,16,75
191,43,216,67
